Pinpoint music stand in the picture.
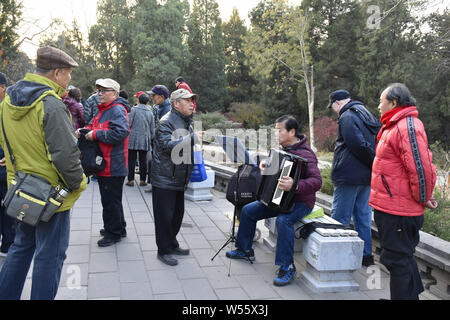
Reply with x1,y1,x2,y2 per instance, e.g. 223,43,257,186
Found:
211,136,257,274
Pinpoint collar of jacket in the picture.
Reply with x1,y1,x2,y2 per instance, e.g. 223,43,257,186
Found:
97,98,122,111
389,106,418,123
171,107,193,123
24,73,66,98
283,134,309,152
338,100,363,117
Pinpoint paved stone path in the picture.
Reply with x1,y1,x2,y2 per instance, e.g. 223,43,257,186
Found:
0,179,437,300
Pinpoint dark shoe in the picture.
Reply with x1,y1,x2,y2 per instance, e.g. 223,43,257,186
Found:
169,247,190,256
97,236,121,247
226,248,255,262
139,180,148,186
99,229,127,238
157,254,178,266
125,180,134,187
273,265,296,286
362,255,375,267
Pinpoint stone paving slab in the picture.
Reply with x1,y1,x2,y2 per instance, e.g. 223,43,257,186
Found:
2,179,440,300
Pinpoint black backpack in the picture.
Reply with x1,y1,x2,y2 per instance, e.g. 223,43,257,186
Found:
226,164,262,207
77,129,106,177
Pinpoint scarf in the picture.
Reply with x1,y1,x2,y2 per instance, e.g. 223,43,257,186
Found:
376,106,409,145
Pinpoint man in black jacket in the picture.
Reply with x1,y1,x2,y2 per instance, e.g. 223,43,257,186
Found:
328,89,380,267
151,89,203,266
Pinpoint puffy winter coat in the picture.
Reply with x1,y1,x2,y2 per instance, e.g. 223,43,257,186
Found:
86,98,130,177
150,108,196,191
369,107,437,217
332,101,381,185
0,73,86,212
63,96,85,130
283,135,322,209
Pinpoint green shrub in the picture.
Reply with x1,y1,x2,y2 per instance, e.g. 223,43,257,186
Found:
423,186,450,241
193,112,228,131
193,112,241,144
229,103,265,129
319,165,334,196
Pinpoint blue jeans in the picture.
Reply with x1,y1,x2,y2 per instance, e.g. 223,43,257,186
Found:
236,201,312,268
331,185,372,257
0,210,70,300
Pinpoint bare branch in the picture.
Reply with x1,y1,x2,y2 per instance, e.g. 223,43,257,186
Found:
16,19,61,48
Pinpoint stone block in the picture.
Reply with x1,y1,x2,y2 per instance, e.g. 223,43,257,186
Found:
302,232,363,271
185,168,215,201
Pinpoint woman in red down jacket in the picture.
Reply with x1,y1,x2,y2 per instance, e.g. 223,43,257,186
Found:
369,83,438,300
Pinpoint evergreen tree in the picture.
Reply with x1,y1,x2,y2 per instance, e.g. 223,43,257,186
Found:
131,0,190,92
223,7,255,107
301,0,364,111
88,0,135,89
419,9,450,145
0,0,26,80
186,0,228,112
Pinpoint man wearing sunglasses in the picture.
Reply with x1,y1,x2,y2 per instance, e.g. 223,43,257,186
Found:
77,78,130,247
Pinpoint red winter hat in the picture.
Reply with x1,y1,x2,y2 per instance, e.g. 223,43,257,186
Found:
134,91,145,98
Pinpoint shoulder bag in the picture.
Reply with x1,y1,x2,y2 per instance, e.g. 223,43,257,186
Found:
1,111,67,227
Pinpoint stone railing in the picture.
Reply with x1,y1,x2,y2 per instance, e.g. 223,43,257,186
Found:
205,160,450,300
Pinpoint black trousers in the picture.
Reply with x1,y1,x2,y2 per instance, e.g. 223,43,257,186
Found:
374,209,424,300
98,176,127,239
128,150,148,182
152,187,185,255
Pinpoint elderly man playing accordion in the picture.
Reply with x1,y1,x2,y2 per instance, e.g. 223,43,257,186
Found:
226,115,322,286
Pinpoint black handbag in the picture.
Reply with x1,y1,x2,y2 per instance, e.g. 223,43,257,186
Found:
77,129,106,177
226,164,262,207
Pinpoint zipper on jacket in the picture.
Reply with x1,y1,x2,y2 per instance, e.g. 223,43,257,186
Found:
381,174,392,198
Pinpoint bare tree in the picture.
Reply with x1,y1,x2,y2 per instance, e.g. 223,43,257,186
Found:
268,12,316,151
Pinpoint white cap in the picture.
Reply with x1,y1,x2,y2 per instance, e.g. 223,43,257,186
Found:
95,78,120,93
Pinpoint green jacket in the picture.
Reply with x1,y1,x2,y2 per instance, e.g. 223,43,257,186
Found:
0,73,86,212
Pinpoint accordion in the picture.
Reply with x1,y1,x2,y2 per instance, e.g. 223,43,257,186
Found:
257,149,307,213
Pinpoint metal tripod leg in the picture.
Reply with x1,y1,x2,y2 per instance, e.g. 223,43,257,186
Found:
211,206,239,262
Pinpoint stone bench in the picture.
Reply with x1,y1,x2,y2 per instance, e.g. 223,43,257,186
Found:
264,206,364,293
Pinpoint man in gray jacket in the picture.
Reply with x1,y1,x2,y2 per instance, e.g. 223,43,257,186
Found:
151,89,203,266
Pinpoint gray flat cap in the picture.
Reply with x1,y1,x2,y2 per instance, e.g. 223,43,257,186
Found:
36,46,79,70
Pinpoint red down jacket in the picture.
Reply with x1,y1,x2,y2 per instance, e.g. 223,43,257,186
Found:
369,107,436,217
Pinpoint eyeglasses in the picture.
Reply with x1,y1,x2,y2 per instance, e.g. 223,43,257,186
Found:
97,89,116,94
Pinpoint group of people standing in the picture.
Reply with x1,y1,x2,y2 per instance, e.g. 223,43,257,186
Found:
0,45,440,301
226,85,438,300
0,46,201,299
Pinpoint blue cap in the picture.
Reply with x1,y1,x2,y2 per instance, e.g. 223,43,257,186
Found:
327,90,350,108
147,85,169,99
